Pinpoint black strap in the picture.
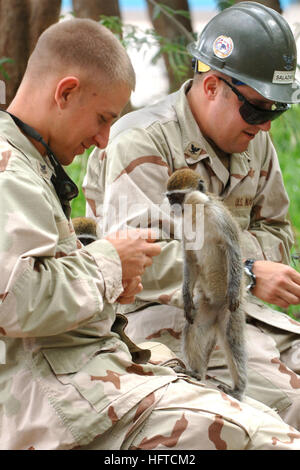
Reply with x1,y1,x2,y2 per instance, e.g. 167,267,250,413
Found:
2,111,78,219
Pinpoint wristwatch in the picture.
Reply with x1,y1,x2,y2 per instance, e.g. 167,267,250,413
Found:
244,259,256,292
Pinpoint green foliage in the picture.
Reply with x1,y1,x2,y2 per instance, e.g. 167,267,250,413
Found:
69,150,90,218
98,15,123,38
151,2,191,21
0,57,14,80
271,105,300,249
99,12,196,85
268,104,300,318
216,0,235,10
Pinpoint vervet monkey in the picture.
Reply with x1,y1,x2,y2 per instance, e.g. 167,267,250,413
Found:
72,217,98,245
166,169,247,400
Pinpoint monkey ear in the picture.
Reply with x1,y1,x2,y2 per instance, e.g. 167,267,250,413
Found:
198,179,206,193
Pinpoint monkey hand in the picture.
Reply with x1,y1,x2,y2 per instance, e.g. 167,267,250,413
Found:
182,283,196,323
183,292,195,324
229,298,240,312
184,304,196,324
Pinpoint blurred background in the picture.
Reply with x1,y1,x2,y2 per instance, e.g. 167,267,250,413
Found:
60,0,300,108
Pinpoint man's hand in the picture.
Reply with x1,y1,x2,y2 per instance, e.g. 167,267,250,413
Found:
117,277,143,304
252,260,300,308
105,228,161,280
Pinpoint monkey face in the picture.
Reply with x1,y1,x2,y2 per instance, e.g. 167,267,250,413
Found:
166,190,186,208
166,169,206,211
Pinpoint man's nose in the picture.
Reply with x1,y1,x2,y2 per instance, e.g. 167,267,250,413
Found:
93,127,110,149
257,120,272,132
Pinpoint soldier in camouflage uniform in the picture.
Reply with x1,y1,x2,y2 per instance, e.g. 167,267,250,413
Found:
1,14,300,452
84,3,300,435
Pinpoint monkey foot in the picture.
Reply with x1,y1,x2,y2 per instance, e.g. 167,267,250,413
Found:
217,383,244,401
173,366,203,381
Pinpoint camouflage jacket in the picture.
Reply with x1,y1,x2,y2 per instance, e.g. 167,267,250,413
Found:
0,112,176,449
83,80,300,334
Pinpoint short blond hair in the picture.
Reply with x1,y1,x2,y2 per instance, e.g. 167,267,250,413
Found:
26,18,135,90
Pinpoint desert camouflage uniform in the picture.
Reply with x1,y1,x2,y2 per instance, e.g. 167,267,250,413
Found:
2,109,300,451
84,80,300,431
2,112,300,450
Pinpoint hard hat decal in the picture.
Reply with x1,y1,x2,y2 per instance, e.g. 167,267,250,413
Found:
272,70,295,84
213,36,234,59
197,61,211,72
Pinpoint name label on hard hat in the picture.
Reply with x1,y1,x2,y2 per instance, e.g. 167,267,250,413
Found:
273,70,295,84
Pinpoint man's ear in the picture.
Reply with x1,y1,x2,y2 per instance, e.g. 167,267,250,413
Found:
202,75,219,101
54,76,80,109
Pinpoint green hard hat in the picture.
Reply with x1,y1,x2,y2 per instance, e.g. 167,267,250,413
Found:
187,1,300,103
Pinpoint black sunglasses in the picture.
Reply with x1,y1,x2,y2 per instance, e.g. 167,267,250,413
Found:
218,77,290,125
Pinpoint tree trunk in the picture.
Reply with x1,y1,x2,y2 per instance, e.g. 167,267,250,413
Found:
0,0,31,108
234,0,282,13
29,0,62,54
72,0,122,21
146,0,194,93
0,0,61,109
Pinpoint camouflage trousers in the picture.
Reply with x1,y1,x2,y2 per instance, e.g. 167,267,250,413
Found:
121,302,300,432
84,377,300,450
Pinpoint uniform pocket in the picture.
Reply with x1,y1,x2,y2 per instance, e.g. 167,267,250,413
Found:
41,328,176,425
42,338,118,374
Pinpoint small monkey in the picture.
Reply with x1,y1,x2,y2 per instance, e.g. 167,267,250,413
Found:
72,217,98,246
166,169,247,400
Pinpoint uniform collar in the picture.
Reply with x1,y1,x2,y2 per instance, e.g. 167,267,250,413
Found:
175,80,207,160
0,111,54,180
